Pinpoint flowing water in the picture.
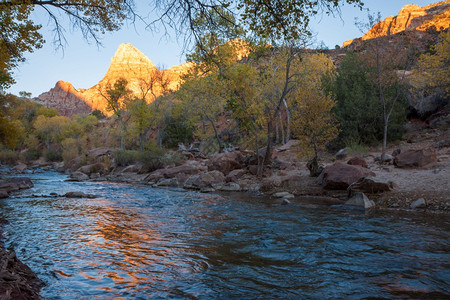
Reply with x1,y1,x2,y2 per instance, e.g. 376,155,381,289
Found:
0,171,449,299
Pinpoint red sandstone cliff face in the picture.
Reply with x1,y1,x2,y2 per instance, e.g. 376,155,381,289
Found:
32,80,92,116
343,1,450,47
33,43,192,116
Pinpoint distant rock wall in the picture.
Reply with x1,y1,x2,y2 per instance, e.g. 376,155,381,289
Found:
33,43,192,116
343,1,450,47
32,80,92,116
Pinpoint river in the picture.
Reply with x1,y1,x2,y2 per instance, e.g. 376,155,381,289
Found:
0,171,449,299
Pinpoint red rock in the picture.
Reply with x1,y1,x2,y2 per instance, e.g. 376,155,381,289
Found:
194,171,226,187
393,149,437,169
347,157,368,169
164,161,207,178
207,151,244,175
343,2,449,47
226,169,247,183
77,163,108,175
319,162,374,190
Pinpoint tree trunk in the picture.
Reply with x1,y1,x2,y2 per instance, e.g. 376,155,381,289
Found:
279,109,285,144
283,99,291,141
119,115,125,150
139,132,143,152
382,120,388,162
203,110,223,153
264,120,273,166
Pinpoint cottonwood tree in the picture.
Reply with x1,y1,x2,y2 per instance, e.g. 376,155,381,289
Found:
411,30,450,101
33,115,69,151
290,54,338,174
356,13,411,161
177,73,228,152
99,78,131,149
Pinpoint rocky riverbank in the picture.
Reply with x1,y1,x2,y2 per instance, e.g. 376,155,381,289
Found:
0,177,44,299
46,126,450,213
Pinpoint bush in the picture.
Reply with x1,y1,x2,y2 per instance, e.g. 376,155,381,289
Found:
45,150,62,162
0,150,19,165
23,149,41,162
113,148,166,171
62,138,79,163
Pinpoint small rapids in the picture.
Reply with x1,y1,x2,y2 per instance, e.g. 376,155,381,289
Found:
1,171,449,299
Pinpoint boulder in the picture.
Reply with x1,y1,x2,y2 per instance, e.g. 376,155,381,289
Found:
410,198,426,209
393,149,437,169
318,162,374,190
272,192,293,198
347,176,394,196
156,178,179,187
276,140,300,151
212,182,241,192
374,154,393,163
69,171,90,181
0,178,34,191
194,171,226,187
335,148,348,160
183,175,201,189
345,193,375,209
64,156,83,171
164,162,207,178
77,163,108,175
262,172,302,191
207,151,244,175
87,147,113,159
0,190,9,198
225,169,247,182
64,191,97,198
13,162,28,172
144,170,165,183
347,157,368,168
122,164,142,173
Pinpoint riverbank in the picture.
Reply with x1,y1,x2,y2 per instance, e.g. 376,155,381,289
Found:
49,129,448,213
0,177,44,299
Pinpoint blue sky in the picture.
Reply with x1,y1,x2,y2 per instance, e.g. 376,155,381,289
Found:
7,1,439,97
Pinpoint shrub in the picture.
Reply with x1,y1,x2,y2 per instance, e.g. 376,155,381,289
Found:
0,150,19,165
45,150,62,162
62,138,79,163
23,149,41,162
113,148,166,171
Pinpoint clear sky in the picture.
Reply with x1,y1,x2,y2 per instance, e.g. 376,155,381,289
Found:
7,1,439,97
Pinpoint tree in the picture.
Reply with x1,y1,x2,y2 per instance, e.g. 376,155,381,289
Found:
0,0,137,90
178,73,228,152
410,30,450,101
153,0,364,46
356,13,411,161
99,78,131,149
33,115,69,151
290,53,338,161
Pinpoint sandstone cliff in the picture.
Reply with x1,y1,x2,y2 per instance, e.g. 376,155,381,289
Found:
33,43,192,116
343,1,450,47
32,80,92,116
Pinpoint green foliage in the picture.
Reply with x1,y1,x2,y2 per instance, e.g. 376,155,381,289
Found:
238,0,364,41
61,138,79,163
91,109,106,119
45,150,62,162
36,106,59,117
113,149,165,171
162,116,195,148
22,149,40,162
324,51,407,147
0,149,19,165
411,30,450,99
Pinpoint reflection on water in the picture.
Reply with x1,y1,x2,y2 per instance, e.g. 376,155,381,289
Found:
0,171,449,299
